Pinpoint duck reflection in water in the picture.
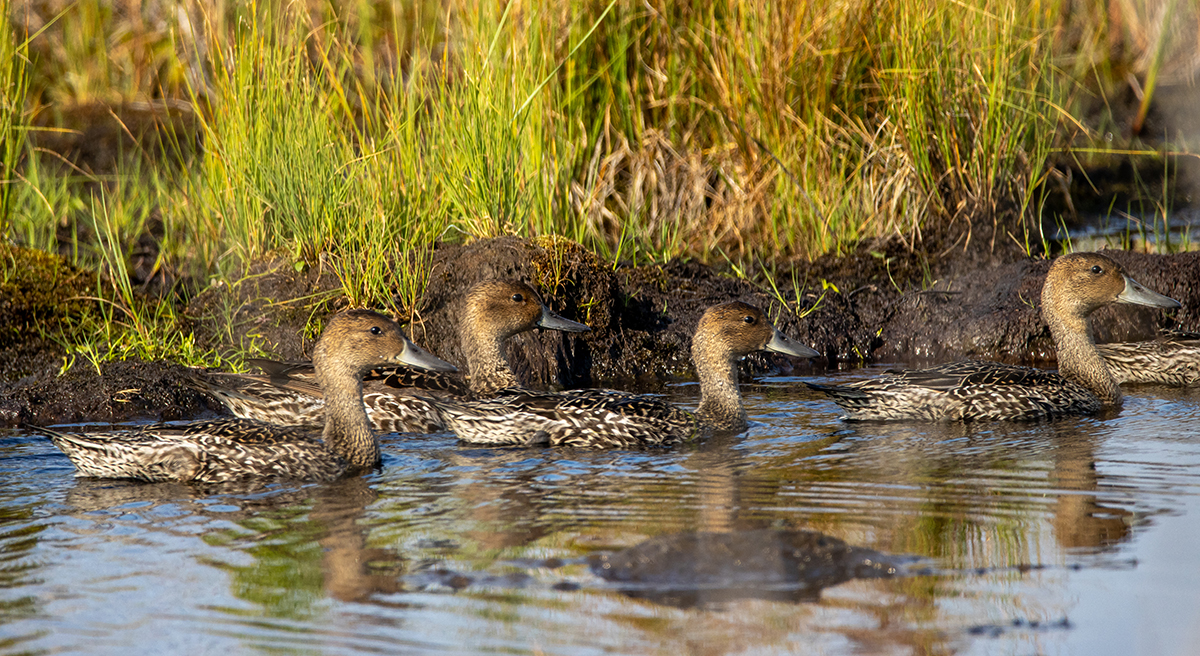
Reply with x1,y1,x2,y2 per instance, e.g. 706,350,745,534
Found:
64,476,405,604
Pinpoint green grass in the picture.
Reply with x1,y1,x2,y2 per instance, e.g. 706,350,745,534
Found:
3,0,1192,368
0,0,28,231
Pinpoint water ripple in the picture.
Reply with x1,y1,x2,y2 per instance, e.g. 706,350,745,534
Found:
1,383,1199,654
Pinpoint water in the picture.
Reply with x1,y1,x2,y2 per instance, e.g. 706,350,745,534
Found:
3,369,1200,655
1058,207,1200,252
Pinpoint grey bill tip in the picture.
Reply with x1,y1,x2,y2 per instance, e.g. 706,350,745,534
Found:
1118,275,1181,309
398,338,459,372
766,329,821,358
537,307,591,332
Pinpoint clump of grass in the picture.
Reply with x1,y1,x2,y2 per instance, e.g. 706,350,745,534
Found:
0,0,29,230
188,0,450,319
15,0,193,107
558,0,1060,261
64,189,225,372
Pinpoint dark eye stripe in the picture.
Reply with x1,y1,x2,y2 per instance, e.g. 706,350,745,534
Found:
370,326,382,335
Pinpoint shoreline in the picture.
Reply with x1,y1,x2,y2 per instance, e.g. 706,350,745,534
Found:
3,236,1196,426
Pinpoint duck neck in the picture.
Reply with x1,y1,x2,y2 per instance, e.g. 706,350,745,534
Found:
692,334,747,431
315,350,380,471
1047,309,1122,406
462,327,519,397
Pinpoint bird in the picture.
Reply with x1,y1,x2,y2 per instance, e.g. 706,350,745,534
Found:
429,301,820,448
1097,331,1200,387
35,309,458,483
805,252,1180,421
192,280,590,432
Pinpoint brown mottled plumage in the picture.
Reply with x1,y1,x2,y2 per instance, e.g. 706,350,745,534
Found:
1098,331,1200,387
193,280,589,432
430,302,820,448
36,310,457,483
806,252,1180,421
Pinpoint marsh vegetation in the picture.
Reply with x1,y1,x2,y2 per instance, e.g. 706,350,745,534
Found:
2,0,1199,369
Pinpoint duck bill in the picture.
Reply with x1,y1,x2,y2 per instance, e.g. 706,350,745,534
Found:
1118,274,1181,309
765,328,820,359
395,338,459,373
537,306,591,333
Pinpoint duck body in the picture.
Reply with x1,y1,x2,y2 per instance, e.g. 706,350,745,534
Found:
807,252,1180,422
806,360,1100,421
38,310,457,483
1097,332,1200,387
193,280,589,433
198,365,455,433
432,301,819,448
40,419,350,483
431,388,697,448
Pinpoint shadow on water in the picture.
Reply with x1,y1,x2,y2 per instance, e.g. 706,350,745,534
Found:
1,376,1199,653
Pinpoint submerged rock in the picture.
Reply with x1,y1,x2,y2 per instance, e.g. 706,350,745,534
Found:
588,529,910,607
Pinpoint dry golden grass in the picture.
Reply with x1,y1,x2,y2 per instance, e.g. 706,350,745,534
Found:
5,0,1198,277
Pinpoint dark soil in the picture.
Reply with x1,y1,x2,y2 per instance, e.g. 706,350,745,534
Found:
3,237,1199,426
183,256,346,363
0,358,214,426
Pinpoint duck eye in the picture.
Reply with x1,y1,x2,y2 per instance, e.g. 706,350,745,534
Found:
511,293,524,303
742,315,756,324
370,326,382,335
1090,265,1103,274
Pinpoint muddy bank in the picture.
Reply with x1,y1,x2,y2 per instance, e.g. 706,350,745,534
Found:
872,249,1200,365
0,358,213,426
3,238,1199,425
179,236,884,388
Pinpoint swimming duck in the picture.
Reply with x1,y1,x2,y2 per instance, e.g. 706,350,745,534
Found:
195,280,590,432
1097,331,1200,387
429,301,820,448
37,310,458,483
806,252,1180,421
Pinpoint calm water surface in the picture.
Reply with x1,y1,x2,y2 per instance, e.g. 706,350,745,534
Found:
2,368,1199,655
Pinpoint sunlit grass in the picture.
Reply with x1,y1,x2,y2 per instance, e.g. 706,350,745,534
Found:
0,0,29,231
4,0,1192,368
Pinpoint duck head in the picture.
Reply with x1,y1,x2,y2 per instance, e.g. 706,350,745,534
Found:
1042,252,1180,320
465,280,590,340
314,309,457,377
694,301,820,362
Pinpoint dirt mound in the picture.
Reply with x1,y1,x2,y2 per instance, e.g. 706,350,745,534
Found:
4,237,1198,426
869,249,1200,366
183,256,345,362
0,358,213,426
0,245,101,393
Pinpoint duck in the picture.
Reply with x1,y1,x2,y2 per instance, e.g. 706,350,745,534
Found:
805,252,1180,421
1097,331,1200,386
194,280,590,432
429,301,820,448
36,310,458,483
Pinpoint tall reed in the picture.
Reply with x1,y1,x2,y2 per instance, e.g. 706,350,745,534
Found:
0,0,28,230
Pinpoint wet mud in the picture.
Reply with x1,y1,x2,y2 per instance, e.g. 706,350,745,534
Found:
3,237,1199,425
